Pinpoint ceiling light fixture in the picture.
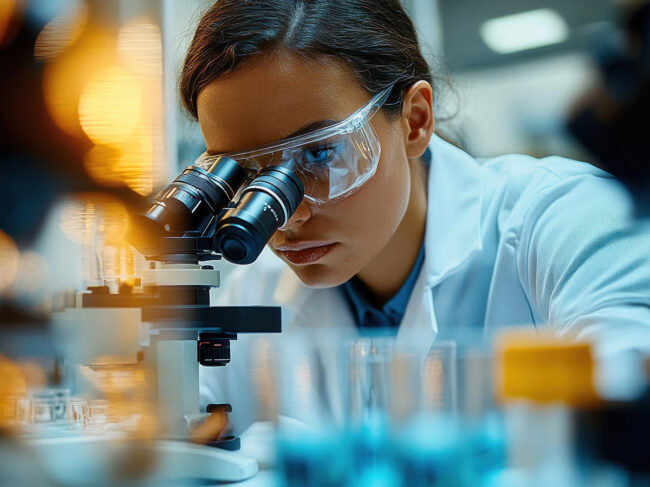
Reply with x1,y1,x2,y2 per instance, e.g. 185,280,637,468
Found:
480,8,570,55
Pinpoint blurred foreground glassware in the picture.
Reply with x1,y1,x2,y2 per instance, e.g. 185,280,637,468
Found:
31,398,56,423
53,388,71,420
87,399,109,430
421,340,457,416
30,389,65,423
271,333,506,487
257,331,351,487
347,337,396,423
346,337,405,485
66,397,87,430
496,330,598,487
389,340,461,487
394,413,462,487
456,348,506,487
2,395,18,425
276,426,349,487
14,396,32,425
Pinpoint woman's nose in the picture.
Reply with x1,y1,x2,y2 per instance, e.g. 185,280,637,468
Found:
280,200,312,231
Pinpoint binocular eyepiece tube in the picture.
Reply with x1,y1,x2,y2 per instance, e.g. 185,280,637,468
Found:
215,165,304,264
141,157,304,265
144,157,245,235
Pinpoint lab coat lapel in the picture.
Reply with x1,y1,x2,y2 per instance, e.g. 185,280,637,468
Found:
397,257,437,356
396,135,484,352
425,135,484,284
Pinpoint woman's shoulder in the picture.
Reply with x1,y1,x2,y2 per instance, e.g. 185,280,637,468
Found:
480,151,613,188
429,135,627,225
478,151,635,241
429,135,634,238
430,134,614,196
473,145,626,213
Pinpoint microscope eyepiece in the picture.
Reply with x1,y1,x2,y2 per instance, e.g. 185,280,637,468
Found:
134,156,303,265
143,157,245,235
214,165,304,264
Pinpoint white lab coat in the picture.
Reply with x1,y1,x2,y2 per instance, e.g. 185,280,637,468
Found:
202,134,650,433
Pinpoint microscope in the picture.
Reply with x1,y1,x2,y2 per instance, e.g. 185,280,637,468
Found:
50,155,305,482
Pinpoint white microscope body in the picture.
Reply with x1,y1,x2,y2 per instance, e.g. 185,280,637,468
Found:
50,262,280,484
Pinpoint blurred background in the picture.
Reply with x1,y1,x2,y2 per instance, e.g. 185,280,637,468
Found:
1,0,648,303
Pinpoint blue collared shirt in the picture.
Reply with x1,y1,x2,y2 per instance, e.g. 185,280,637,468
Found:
339,241,425,330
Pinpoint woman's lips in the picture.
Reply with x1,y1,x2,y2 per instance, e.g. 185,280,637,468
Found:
275,242,336,265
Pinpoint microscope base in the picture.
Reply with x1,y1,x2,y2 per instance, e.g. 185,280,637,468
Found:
28,435,258,485
152,440,258,481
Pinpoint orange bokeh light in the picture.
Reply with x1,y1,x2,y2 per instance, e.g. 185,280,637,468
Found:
118,18,162,78
42,23,116,138
0,230,19,292
78,65,142,146
63,18,165,196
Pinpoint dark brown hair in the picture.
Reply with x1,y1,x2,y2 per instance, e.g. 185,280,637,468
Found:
180,0,436,120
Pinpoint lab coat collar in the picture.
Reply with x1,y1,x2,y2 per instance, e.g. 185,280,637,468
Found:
424,134,484,285
395,257,437,355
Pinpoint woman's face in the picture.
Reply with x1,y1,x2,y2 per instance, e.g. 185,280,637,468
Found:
197,51,414,288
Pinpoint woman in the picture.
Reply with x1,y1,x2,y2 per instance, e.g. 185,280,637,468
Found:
181,0,650,431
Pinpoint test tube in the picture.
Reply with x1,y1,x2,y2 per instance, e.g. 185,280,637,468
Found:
346,337,401,484
2,395,18,425
66,397,87,430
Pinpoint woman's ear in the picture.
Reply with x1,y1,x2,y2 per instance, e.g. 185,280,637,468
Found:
400,80,434,158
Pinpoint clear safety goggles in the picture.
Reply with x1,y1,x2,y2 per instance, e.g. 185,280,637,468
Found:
196,86,392,206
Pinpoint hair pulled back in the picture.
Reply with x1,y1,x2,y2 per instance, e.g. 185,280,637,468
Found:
180,0,435,120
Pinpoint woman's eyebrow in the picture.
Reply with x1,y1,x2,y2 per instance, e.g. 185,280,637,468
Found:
209,119,341,155
283,119,339,139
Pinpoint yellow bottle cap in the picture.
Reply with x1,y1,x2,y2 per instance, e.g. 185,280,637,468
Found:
495,330,599,407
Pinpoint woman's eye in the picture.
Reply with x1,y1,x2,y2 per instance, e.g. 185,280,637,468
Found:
302,146,338,165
